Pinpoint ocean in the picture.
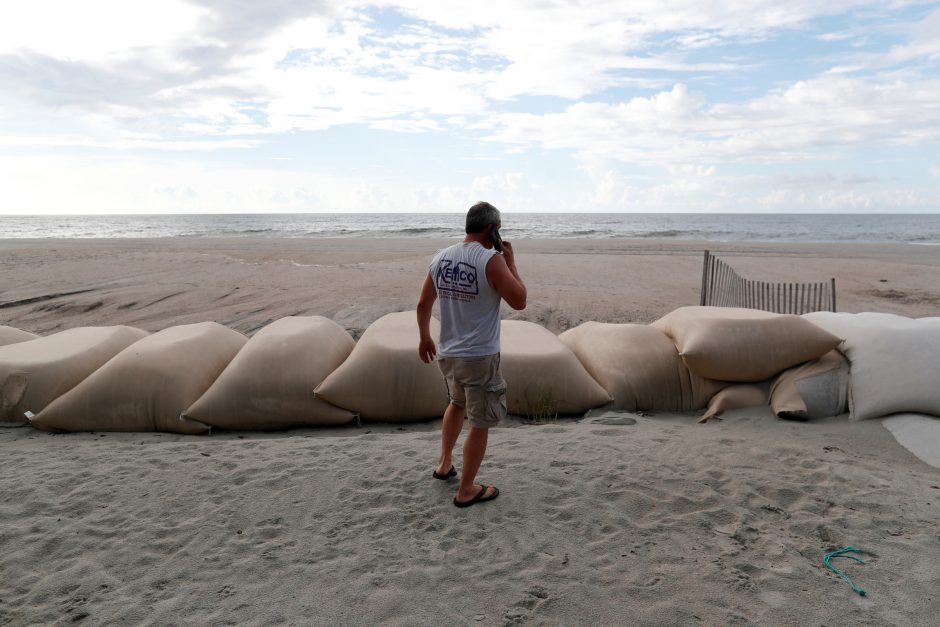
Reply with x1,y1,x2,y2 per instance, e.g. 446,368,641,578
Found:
0,213,939,244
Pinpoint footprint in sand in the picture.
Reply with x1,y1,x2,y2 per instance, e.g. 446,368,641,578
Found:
592,428,629,436
216,585,236,598
503,586,552,625
586,413,638,426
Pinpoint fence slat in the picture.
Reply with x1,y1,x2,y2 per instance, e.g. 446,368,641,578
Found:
724,267,730,308
700,251,710,306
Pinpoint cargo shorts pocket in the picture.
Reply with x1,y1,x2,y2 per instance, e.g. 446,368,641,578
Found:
483,378,508,425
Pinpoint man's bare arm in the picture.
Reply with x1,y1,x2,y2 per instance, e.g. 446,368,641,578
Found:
416,273,438,363
486,241,526,310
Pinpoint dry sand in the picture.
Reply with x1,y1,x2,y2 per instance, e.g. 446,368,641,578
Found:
2,411,938,626
2,237,939,625
1,237,938,337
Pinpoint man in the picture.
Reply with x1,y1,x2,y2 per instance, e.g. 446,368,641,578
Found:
417,201,527,508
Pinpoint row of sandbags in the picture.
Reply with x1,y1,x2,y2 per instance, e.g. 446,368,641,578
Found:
0,308,855,432
0,313,611,433
3,307,936,433
0,307,782,433
0,318,354,433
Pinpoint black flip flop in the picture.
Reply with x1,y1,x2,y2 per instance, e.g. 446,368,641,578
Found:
453,485,499,508
432,465,457,480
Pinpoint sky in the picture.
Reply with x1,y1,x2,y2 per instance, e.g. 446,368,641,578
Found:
0,0,939,214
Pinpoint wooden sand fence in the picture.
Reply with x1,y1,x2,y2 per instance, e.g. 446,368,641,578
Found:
699,250,837,314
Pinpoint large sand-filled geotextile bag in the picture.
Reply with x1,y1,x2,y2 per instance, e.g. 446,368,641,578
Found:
500,320,610,417
314,311,448,422
652,306,842,382
700,383,769,423
559,322,725,411
769,350,848,420
30,322,247,433
182,316,357,430
0,326,39,347
0,326,148,423
803,312,940,421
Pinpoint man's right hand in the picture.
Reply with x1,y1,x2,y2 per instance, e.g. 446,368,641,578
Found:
418,337,437,363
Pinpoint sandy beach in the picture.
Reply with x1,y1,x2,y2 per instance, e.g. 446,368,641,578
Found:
1,237,938,336
2,237,939,625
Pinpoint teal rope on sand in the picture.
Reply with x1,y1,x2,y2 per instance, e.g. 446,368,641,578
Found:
824,546,867,596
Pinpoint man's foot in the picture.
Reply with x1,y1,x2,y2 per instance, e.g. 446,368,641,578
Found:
432,465,457,480
453,485,499,508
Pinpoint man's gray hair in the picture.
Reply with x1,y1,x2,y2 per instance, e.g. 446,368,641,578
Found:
465,201,501,234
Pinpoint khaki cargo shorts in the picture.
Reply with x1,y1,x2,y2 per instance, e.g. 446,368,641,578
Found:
437,353,507,429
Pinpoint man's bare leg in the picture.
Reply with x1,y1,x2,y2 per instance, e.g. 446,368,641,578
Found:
435,402,465,477
456,426,496,502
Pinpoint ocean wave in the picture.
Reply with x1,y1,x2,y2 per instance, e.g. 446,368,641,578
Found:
634,229,693,238
392,227,459,235
565,229,601,237
234,228,279,234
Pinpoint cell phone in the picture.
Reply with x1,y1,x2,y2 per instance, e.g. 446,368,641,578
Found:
490,227,504,253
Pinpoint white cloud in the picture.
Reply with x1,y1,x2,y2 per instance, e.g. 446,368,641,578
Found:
817,30,856,42
484,76,940,166
471,172,524,195
830,6,940,70
1,0,912,139
882,8,940,65
0,1,204,60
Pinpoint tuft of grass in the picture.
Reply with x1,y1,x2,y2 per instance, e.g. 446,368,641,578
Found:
522,390,559,425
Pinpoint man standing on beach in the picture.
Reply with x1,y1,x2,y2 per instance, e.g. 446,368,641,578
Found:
417,202,527,508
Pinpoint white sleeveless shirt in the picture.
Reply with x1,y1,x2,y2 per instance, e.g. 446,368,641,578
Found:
429,241,501,357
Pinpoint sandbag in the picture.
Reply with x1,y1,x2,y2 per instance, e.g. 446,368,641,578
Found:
652,306,842,382
500,320,610,417
30,322,246,433
700,383,769,423
314,311,448,422
803,312,940,421
0,326,148,422
559,322,725,411
769,350,848,420
0,326,39,347
182,316,356,429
